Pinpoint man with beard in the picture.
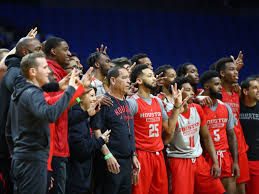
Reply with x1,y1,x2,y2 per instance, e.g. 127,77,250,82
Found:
165,77,225,194
215,58,250,194
87,51,112,96
200,70,239,194
239,77,259,194
87,51,113,106
128,64,185,194
91,66,139,194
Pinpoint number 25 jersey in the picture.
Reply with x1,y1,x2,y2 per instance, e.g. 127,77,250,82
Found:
132,95,164,152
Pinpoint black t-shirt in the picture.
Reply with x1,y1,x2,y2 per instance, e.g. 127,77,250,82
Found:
239,101,259,161
91,93,135,158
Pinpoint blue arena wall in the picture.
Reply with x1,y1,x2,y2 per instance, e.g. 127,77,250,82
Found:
0,3,258,81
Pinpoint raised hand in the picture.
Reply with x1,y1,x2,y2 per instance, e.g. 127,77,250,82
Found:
69,69,80,89
195,96,213,107
171,83,184,107
87,99,102,116
232,83,241,94
156,72,166,87
128,62,137,73
230,51,244,71
101,129,111,143
96,44,107,54
26,27,38,38
59,70,81,90
171,83,191,112
81,67,93,88
97,94,113,106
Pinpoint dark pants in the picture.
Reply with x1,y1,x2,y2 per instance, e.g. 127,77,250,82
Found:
94,157,132,194
0,158,13,194
11,159,47,194
50,156,67,194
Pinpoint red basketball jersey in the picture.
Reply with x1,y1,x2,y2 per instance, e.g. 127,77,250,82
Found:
132,95,164,152
203,100,229,151
221,88,248,153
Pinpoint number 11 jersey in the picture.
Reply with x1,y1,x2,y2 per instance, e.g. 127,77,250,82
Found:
167,103,206,158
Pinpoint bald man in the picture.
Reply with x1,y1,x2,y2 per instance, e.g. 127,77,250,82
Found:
0,37,42,194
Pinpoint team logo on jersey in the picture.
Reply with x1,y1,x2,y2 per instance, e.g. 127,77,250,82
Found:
179,122,200,136
140,112,161,123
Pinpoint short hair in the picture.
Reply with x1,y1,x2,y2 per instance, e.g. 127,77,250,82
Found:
20,52,46,79
107,66,124,86
209,63,217,70
241,77,257,94
87,52,108,67
215,57,233,73
112,57,131,67
130,64,149,85
177,62,193,77
44,37,65,56
155,64,174,76
170,77,191,91
200,70,220,88
16,37,38,56
131,53,148,65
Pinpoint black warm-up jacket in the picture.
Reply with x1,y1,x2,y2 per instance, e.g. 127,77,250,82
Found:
0,54,21,159
0,54,60,159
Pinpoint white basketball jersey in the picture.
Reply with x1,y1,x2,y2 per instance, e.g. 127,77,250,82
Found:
167,106,203,158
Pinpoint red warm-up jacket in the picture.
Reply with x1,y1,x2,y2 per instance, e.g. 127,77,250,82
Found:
47,59,85,158
44,83,85,170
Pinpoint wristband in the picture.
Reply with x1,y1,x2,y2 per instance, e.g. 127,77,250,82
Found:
76,97,81,103
104,153,113,160
132,153,138,157
81,81,86,88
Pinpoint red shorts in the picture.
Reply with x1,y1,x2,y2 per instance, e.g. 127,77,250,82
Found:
131,150,168,194
236,152,250,184
246,161,259,194
167,155,225,194
205,150,233,178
